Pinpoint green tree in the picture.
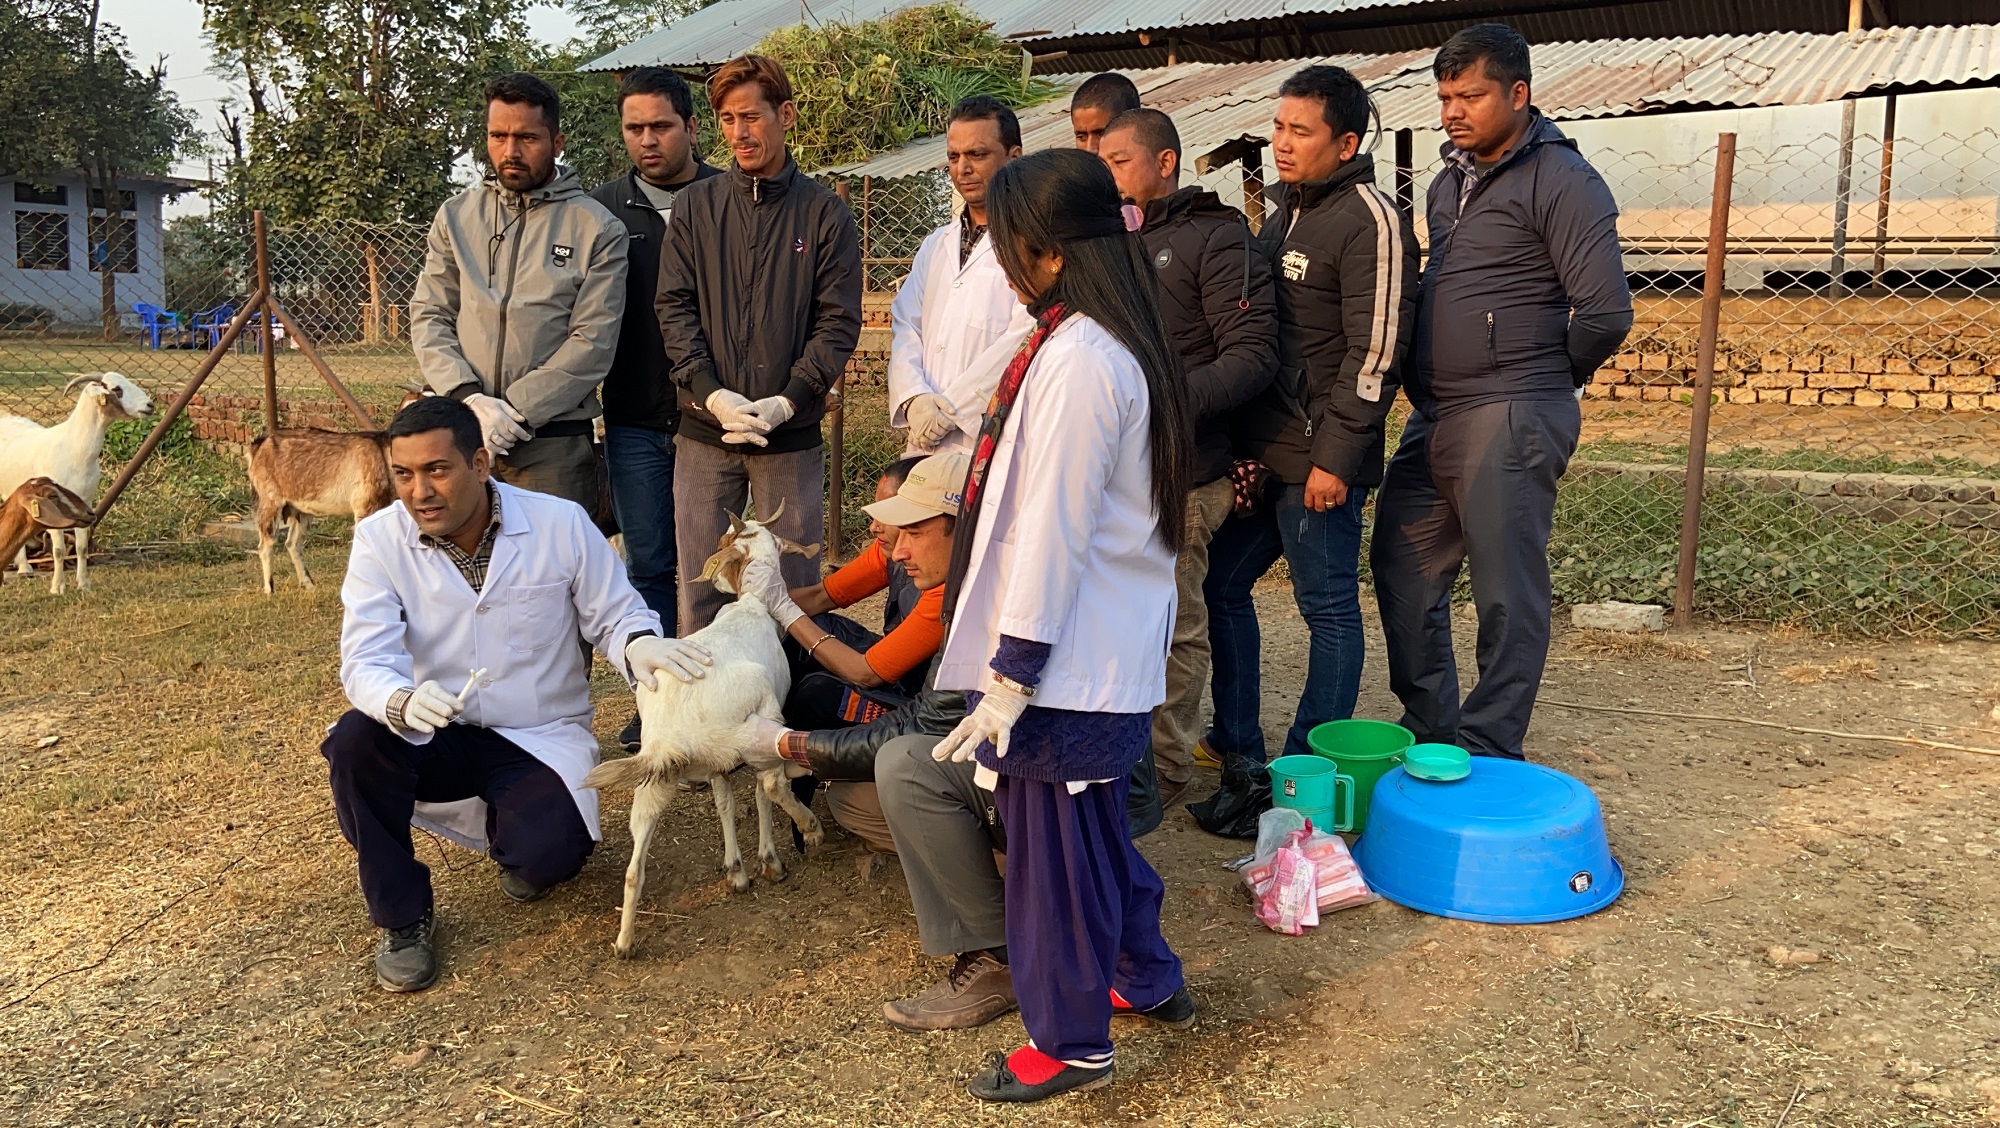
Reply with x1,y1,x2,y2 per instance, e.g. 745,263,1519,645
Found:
748,4,1057,171
1,1,197,339
202,0,531,225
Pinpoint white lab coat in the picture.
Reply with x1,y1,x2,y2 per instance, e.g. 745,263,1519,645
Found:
338,481,662,850
887,219,1033,456
936,315,1175,713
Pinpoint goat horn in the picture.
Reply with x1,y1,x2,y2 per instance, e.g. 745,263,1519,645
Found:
764,498,788,526
726,511,747,535
62,374,102,394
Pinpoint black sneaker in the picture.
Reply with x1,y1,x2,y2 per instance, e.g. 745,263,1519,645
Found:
619,712,642,752
498,867,550,904
375,910,438,993
1110,985,1198,1029
967,1047,1112,1103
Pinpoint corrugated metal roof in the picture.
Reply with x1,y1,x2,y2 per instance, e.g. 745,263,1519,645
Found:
583,0,1990,73
823,24,2000,177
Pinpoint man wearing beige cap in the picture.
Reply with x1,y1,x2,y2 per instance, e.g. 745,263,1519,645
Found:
738,453,1017,1032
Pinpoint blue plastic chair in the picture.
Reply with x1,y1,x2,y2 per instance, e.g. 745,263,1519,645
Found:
192,301,237,350
134,302,181,350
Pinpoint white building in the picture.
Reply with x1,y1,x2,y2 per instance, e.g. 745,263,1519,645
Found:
0,172,199,330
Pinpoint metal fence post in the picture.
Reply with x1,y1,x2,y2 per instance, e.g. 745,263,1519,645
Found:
1674,132,1736,629
254,210,278,434
827,180,851,560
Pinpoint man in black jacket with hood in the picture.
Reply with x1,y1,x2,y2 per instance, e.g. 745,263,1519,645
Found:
1194,65,1419,834
655,54,862,631
1373,25,1632,762
590,67,720,749
1098,107,1277,808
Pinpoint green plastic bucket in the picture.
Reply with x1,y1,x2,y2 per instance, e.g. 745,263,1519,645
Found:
1306,719,1415,832
1268,755,1345,831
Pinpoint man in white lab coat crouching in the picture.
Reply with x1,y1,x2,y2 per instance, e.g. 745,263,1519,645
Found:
323,396,711,993
887,95,1031,457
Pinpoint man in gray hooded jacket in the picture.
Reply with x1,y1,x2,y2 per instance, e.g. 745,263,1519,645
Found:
411,72,628,513
1373,25,1632,763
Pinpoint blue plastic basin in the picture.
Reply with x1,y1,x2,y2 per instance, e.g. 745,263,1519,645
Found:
1352,759,1623,924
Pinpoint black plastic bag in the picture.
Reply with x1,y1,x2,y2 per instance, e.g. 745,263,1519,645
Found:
1188,755,1271,838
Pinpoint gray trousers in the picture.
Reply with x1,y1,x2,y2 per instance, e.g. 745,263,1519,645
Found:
673,437,825,632
874,734,1006,958
1370,398,1582,761
494,433,597,514
1151,477,1237,785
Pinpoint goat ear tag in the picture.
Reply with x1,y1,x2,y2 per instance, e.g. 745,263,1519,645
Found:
26,500,40,520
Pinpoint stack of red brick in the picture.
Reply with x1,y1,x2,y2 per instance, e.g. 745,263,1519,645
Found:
186,393,364,444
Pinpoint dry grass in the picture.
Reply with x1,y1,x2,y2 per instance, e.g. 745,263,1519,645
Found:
1780,656,1881,684
2,546,1999,1126
1568,629,1712,662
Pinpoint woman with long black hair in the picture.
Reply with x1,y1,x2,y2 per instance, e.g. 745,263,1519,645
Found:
929,147,1197,1103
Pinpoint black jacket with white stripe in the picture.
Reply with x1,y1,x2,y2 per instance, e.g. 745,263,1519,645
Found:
1236,154,1418,488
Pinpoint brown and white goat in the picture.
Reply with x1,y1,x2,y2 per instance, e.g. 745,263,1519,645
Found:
0,478,94,576
582,503,823,957
245,429,394,593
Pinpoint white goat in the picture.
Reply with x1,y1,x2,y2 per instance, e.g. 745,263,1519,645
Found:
582,504,824,958
0,373,155,593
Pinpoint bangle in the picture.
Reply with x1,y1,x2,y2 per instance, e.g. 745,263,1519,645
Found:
990,672,1037,699
805,633,835,659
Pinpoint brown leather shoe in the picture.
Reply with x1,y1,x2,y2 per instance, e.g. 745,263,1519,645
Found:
1158,775,1192,811
883,952,1017,1032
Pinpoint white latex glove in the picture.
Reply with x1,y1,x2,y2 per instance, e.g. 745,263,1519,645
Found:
706,390,769,447
931,677,1033,762
903,393,959,451
402,680,464,735
625,634,713,690
742,395,796,430
739,714,792,773
464,392,530,457
738,556,806,628
1573,383,1587,402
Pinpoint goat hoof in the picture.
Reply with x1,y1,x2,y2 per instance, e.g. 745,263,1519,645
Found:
613,940,637,959
760,856,787,882
802,821,825,850
727,866,751,894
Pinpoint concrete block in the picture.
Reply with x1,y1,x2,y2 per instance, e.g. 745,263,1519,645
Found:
1572,602,1666,632
1871,372,1931,392
1937,375,1997,394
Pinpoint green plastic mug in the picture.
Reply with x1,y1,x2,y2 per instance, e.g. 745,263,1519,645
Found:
1305,719,1415,832
1268,755,1351,833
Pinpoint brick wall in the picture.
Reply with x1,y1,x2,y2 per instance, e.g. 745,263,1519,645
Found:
1588,351,2000,411
186,394,366,444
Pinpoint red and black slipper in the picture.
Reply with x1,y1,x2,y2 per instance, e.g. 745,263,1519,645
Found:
1110,986,1198,1029
966,1045,1112,1103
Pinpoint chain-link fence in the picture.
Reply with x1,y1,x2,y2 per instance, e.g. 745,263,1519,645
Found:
7,133,1994,636
1565,126,2000,638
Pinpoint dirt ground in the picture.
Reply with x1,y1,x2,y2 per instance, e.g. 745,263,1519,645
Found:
2,545,1997,1127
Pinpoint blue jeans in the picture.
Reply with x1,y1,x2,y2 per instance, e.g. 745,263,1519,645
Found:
603,425,678,624
1203,482,1368,766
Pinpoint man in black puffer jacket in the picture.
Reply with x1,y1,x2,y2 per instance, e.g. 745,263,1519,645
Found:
1194,65,1419,836
1374,25,1632,763
1098,108,1277,809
